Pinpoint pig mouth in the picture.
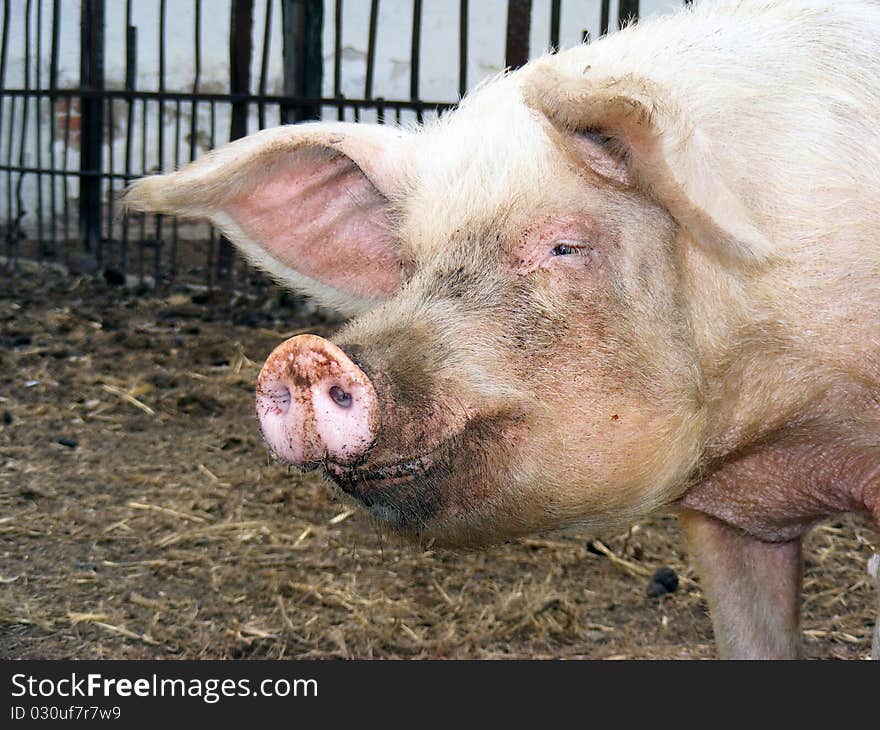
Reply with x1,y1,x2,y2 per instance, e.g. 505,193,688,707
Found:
323,451,443,528
320,410,524,534
325,453,435,490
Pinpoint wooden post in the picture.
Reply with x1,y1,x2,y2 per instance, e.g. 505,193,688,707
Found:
281,0,324,124
217,0,254,284
505,0,532,70
617,0,640,28
79,0,104,257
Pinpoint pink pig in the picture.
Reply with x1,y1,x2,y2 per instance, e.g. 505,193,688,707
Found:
125,0,880,658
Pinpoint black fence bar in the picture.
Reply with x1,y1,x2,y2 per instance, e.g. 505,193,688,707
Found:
13,0,32,270
79,0,104,257
207,99,217,289
170,98,180,281
282,0,323,123
190,0,201,160
505,0,531,70
154,0,166,285
137,95,146,285
0,0,9,266
618,0,640,28
333,0,342,120
458,0,468,99
410,0,422,122
0,164,143,180
35,0,44,257
600,0,610,37
223,0,253,283
365,0,378,100
190,0,204,285
258,0,272,130
105,86,114,267
48,0,59,256
550,0,561,50
5,93,15,267
61,90,71,268
120,18,135,274
49,0,59,92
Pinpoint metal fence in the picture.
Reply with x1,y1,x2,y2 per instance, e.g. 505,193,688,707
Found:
0,0,652,291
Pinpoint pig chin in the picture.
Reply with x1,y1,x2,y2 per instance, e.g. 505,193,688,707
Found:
320,415,526,540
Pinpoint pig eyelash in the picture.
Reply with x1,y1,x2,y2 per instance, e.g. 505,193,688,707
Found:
551,240,593,257
580,128,631,171
582,129,613,147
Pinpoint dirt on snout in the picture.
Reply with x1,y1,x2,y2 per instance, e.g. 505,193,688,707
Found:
1,264,877,660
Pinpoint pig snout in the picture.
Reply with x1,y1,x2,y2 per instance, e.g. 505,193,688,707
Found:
256,334,379,466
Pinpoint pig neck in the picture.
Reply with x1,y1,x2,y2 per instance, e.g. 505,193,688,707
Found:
678,244,880,541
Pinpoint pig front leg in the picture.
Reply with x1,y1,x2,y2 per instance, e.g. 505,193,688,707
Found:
869,554,880,660
679,509,803,659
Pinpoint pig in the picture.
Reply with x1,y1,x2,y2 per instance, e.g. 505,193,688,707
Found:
124,0,880,659
871,555,880,660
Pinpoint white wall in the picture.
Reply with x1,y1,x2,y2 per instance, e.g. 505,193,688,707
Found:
1,0,688,233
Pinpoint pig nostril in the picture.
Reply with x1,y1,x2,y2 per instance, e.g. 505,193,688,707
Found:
328,384,353,409
270,387,291,414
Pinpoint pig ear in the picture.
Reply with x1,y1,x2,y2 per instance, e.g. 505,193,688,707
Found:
523,69,773,265
123,123,412,316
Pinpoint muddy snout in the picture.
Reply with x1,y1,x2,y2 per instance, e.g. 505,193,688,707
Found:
256,334,379,466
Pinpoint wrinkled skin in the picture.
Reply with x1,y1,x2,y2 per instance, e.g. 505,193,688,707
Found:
125,0,880,658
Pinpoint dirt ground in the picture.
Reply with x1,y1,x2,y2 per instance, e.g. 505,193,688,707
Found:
1,264,877,660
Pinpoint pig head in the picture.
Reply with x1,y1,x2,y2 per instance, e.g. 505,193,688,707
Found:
125,0,880,658
124,107,704,543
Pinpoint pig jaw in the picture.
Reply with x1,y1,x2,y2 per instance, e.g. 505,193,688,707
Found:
321,413,527,537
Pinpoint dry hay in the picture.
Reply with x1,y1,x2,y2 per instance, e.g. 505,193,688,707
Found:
1,265,877,659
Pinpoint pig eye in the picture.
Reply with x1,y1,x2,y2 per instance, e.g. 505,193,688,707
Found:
551,240,592,257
